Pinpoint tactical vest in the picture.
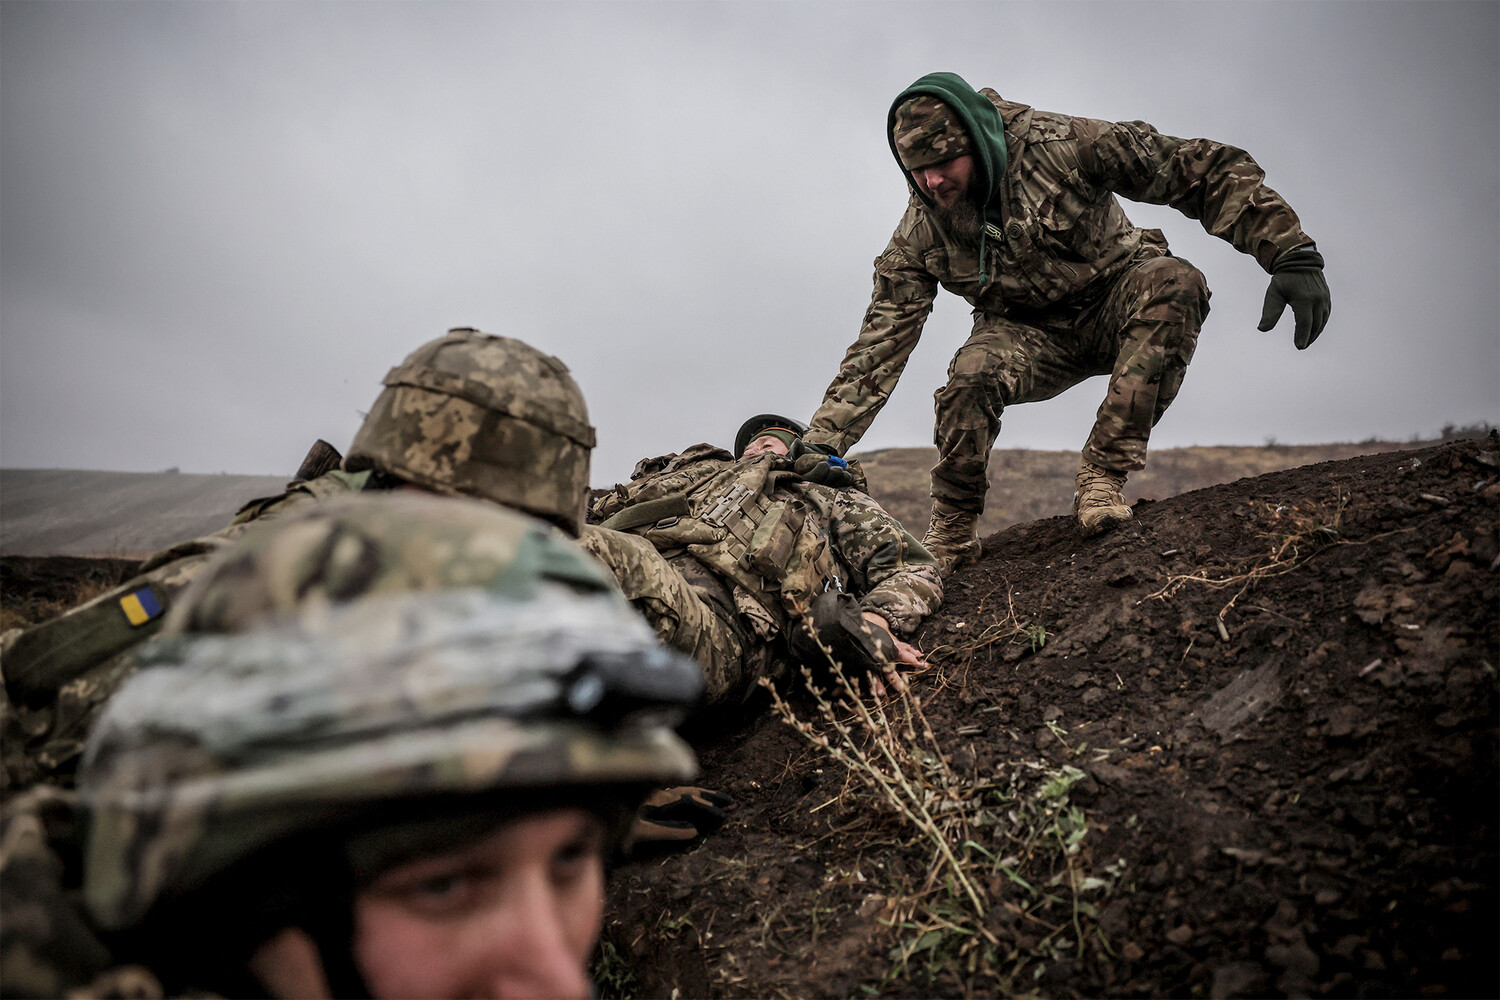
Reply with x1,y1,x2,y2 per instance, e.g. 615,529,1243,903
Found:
595,449,841,622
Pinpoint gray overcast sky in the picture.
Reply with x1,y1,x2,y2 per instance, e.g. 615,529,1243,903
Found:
2,1,1496,488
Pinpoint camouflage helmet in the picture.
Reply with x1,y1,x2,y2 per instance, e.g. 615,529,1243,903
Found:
734,412,809,458
345,328,596,535
76,493,701,931
891,94,972,170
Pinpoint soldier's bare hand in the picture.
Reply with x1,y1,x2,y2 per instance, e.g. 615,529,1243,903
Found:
860,611,926,697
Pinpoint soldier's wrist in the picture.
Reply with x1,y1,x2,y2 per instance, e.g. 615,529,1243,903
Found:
1272,243,1322,272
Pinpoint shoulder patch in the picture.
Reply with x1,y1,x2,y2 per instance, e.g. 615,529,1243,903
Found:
119,587,164,627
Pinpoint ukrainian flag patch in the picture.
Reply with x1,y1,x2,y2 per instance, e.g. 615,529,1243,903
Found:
119,587,164,627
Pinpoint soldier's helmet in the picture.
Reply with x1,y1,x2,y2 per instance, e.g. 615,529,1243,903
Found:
734,413,809,458
345,327,596,535
77,493,701,934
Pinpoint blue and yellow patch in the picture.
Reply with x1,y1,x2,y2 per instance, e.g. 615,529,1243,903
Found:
119,587,164,627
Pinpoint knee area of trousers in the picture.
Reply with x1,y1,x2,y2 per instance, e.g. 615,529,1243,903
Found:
935,371,1008,410
1140,257,1210,311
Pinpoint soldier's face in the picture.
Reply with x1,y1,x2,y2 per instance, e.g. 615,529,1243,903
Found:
351,808,606,999
913,154,975,209
742,434,791,458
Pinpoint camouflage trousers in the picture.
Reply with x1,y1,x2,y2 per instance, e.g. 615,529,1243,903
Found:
580,527,768,707
932,255,1210,512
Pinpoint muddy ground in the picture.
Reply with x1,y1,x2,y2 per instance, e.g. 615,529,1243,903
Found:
602,436,1498,998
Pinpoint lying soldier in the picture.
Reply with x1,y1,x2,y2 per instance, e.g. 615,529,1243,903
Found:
582,413,943,709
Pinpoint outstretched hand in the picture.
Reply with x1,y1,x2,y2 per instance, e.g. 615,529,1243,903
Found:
1258,245,1330,350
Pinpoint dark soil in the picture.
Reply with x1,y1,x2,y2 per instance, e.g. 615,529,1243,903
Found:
603,437,1499,998
853,440,1440,545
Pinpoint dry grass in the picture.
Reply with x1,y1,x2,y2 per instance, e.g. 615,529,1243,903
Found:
926,586,1050,677
1149,493,1352,622
0,557,137,632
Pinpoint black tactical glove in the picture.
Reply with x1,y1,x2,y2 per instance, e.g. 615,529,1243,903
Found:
788,438,856,489
786,590,899,676
1258,244,1331,350
628,786,733,853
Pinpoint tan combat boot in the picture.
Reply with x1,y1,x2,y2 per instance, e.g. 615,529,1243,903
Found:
922,501,982,575
1074,460,1133,536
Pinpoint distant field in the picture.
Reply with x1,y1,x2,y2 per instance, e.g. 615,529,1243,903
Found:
0,439,1455,559
0,469,288,558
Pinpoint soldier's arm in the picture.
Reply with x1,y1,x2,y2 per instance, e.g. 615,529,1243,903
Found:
1075,116,1314,270
2,470,373,709
805,230,938,456
825,492,943,635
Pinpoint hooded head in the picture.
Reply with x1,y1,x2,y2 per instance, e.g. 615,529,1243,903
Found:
887,72,1009,230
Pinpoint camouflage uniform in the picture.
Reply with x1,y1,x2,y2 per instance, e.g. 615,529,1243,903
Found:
1,493,700,999
0,469,372,790
806,86,1315,513
1,327,595,790
584,445,942,705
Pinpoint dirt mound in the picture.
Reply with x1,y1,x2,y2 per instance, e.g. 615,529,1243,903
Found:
602,437,1498,998
853,440,1447,544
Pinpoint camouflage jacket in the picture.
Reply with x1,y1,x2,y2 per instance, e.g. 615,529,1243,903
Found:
0,470,371,791
590,445,942,638
806,89,1316,454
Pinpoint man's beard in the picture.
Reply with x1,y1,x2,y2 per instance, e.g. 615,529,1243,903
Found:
932,195,984,248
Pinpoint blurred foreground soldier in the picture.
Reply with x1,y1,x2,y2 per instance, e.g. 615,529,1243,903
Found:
583,413,943,708
0,492,701,999
1,327,595,787
801,72,1332,571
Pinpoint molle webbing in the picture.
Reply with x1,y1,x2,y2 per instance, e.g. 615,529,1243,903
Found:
600,458,833,614
688,484,777,594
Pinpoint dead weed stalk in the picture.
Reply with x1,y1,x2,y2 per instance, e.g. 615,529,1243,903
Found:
762,657,987,917
927,586,1050,675
764,624,1118,991
1149,492,1350,619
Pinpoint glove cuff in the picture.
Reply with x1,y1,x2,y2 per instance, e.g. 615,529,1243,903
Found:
791,437,840,459
1272,244,1324,272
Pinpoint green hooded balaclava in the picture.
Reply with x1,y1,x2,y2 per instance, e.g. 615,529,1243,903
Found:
888,72,1010,282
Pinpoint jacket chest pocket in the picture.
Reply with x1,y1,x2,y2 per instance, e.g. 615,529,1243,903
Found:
924,244,982,284
745,500,807,580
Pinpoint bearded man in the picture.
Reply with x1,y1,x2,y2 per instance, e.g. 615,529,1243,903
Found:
799,72,1331,572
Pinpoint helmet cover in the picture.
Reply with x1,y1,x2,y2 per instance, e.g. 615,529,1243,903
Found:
346,328,596,534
